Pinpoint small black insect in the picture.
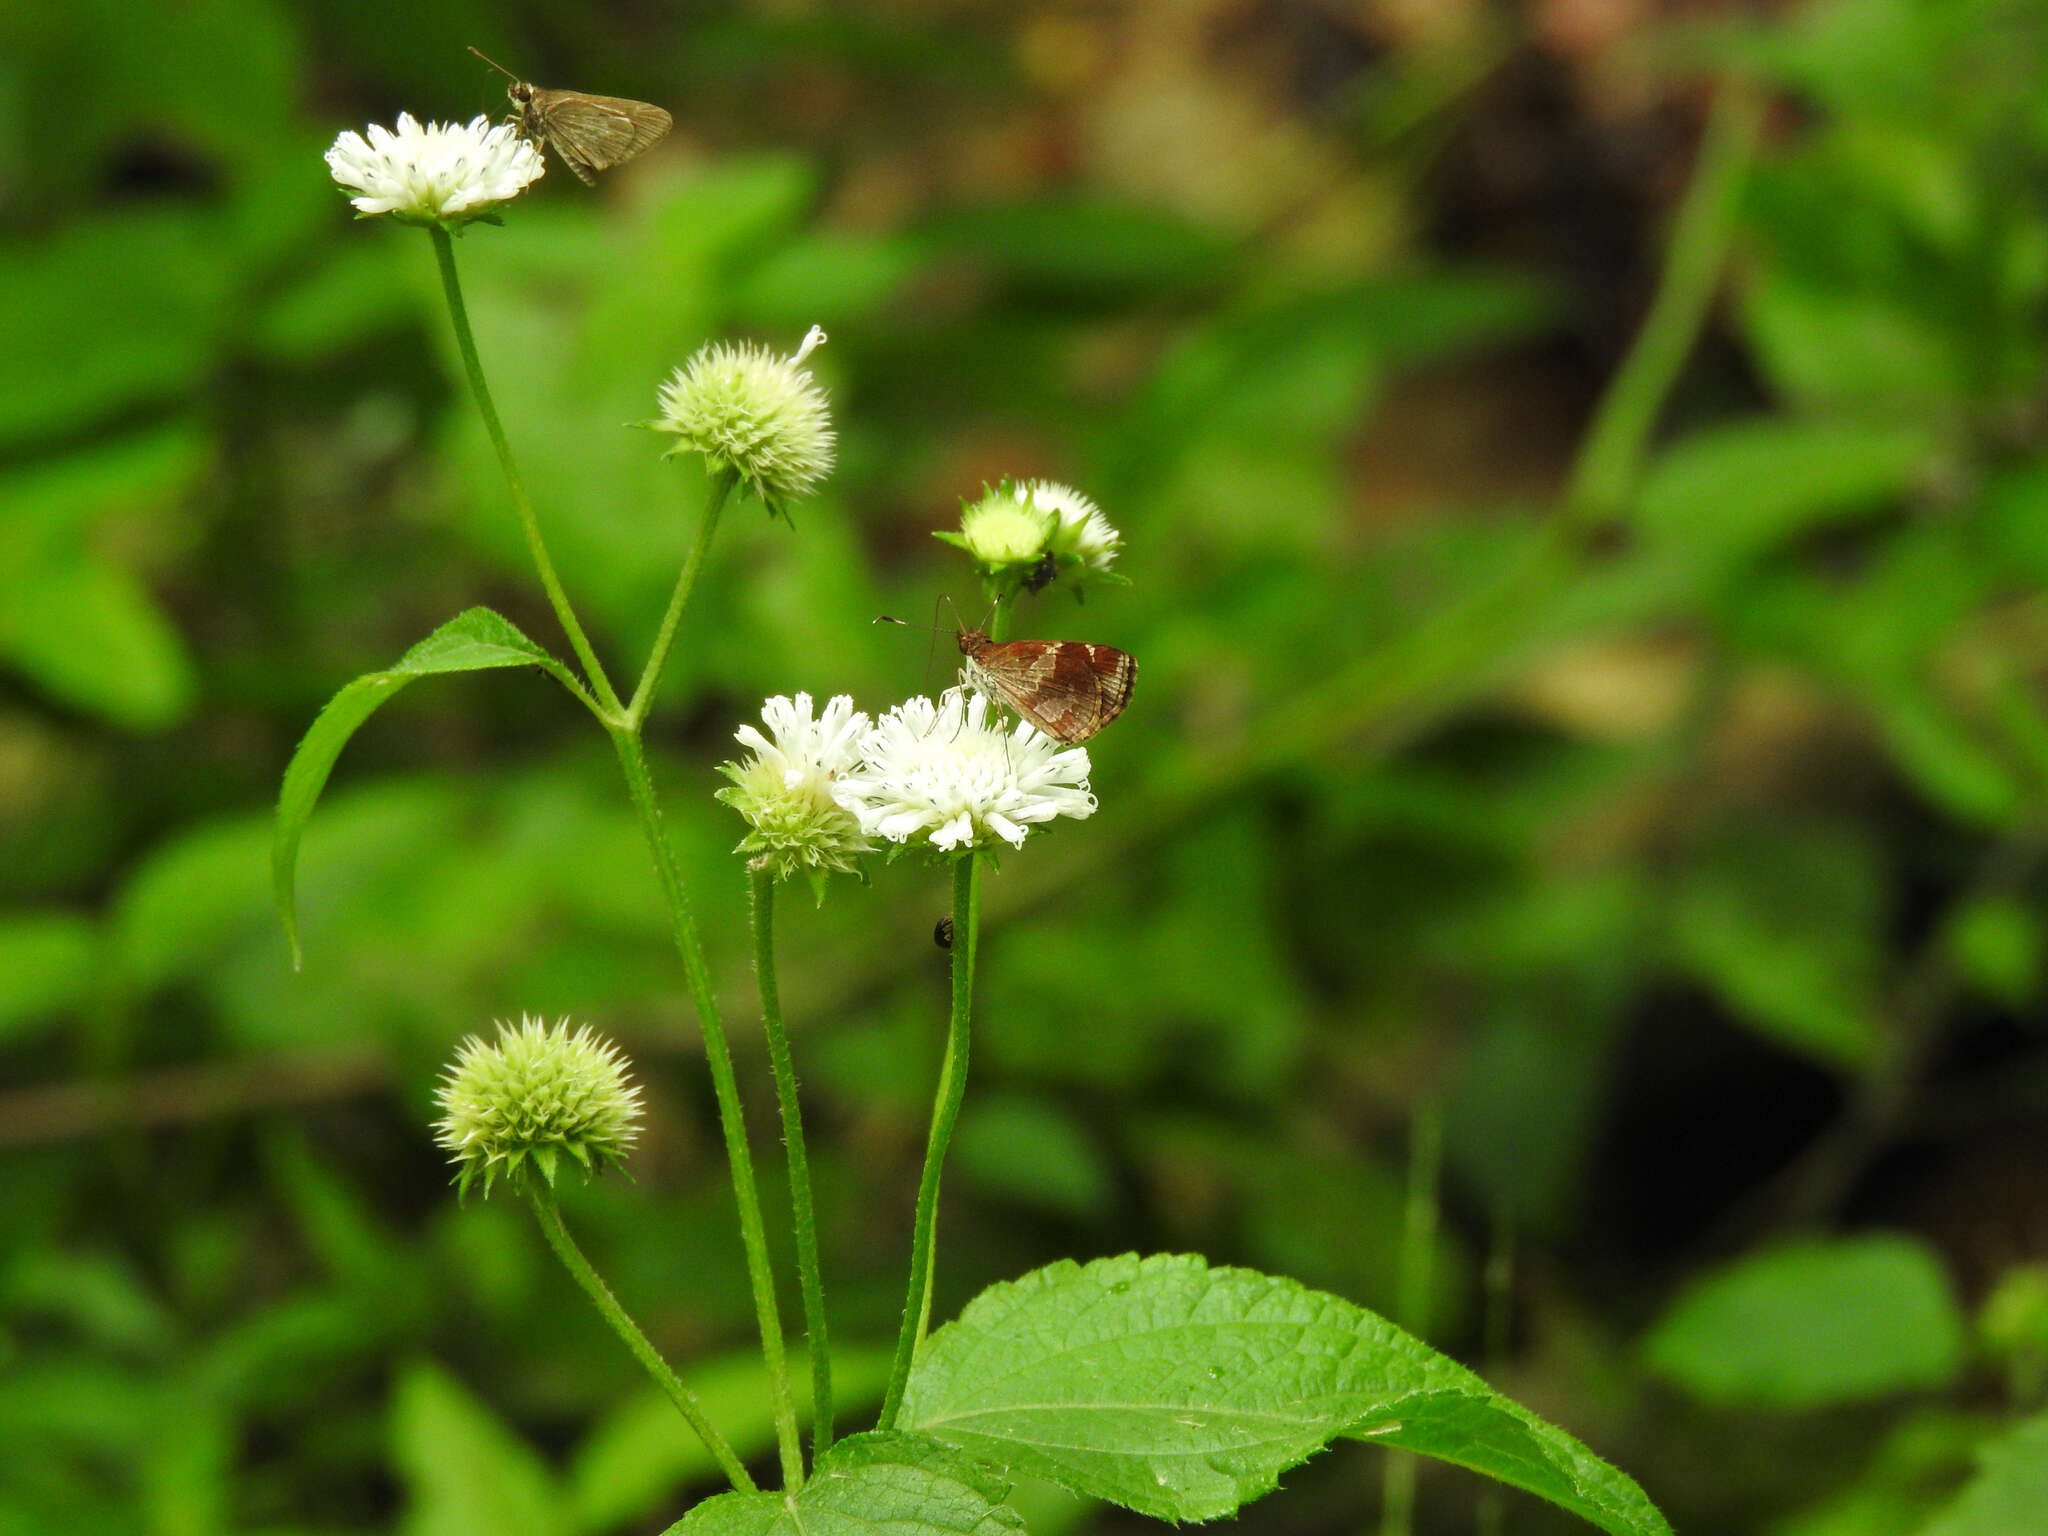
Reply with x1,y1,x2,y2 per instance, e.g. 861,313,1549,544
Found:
934,916,954,951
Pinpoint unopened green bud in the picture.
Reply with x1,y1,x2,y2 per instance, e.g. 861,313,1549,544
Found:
434,1016,643,1199
652,326,835,518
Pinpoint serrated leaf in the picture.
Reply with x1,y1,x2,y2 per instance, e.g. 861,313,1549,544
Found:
271,607,578,967
901,1253,1668,1536
664,1431,1022,1536
1914,1407,2048,1536
1643,1235,1963,1410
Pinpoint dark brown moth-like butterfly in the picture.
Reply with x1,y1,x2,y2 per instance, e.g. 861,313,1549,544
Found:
468,47,672,185
956,628,1135,745
878,612,1135,745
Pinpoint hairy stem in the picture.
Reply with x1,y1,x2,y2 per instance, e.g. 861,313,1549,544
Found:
427,225,618,717
750,869,835,1461
611,728,805,1488
628,474,735,727
878,852,981,1428
526,1187,755,1494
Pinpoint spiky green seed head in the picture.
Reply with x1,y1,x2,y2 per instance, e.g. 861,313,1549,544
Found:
652,327,835,519
433,1016,644,1200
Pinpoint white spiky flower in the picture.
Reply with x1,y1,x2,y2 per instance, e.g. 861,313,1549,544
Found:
653,326,836,518
326,113,545,226
1025,480,1122,576
833,689,1096,854
433,1016,643,1199
716,693,874,892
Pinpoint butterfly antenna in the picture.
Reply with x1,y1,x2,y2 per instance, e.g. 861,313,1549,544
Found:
467,45,519,81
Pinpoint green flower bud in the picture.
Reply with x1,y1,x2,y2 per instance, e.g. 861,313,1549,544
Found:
935,480,1126,596
434,1016,643,1199
652,326,835,518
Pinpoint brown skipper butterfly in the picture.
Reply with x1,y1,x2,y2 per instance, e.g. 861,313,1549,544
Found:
469,47,672,185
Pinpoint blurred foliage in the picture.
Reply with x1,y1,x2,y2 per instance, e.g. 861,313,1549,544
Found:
7,0,2048,1532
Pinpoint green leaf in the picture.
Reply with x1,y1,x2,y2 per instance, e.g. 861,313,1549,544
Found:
1669,819,1885,1067
901,1253,1669,1536
0,911,99,1044
1643,1235,1964,1410
391,1359,565,1536
1914,1407,2048,1536
0,559,197,731
1635,417,1935,563
271,607,579,968
114,816,271,992
664,1431,1022,1536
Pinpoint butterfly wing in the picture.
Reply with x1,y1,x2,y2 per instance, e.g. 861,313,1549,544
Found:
537,92,672,183
970,641,1135,745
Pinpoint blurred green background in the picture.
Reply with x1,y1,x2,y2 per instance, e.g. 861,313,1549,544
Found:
8,1,2048,1532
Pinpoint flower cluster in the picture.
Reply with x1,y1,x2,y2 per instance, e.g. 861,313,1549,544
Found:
434,1016,643,1199
654,327,836,519
717,692,874,896
935,480,1124,597
834,690,1096,854
326,113,544,227
720,688,1096,868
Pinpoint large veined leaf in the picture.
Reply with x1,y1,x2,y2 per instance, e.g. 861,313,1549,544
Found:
664,1432,1022,1536
272,607,579,967
900,1253,1668,1535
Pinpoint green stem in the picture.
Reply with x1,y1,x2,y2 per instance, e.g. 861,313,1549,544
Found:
878,853,981,1429
750,869,834,1461
1476,1201,1516,1536
428,225,621,718
1378,1095,1442,1536
1563,81,1766,529
628,474,735,727
525,1187,755,1494
610,728,804,1489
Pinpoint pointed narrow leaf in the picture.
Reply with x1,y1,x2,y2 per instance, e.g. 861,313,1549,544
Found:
272,607,577,966
902,1253,1668,1536
664,1432,1021,1536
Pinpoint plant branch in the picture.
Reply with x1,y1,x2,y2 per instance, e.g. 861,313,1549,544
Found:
628,473,735,727
1564,81,1766,529
428,225,621,718
878,852,980,1429
525,1186,755,1494
751,868,835,1462
610,727,805,1488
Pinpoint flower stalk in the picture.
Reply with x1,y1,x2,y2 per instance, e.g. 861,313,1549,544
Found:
428,226,617,718
526,1186,756,1495
878,851,981,1429
751,869,835,1459
628,471,736,727
611,726,806,1489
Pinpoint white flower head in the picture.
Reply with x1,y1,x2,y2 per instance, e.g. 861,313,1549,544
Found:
326,113,544,226
716,693,873,892
1025,480,1122,576
834,689,1096,855
653,328,836,519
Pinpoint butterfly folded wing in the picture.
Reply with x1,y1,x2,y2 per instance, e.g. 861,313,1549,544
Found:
967,640,1135,745
542,94,673,183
